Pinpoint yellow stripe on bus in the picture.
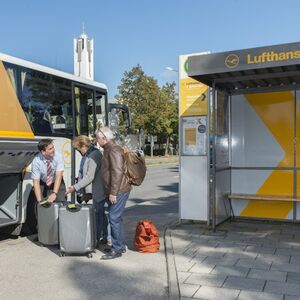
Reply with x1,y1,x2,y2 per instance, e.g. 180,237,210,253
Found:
0,131,35,138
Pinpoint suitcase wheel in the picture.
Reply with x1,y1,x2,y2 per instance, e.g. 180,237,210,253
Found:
87,253,93,259
59,252,65,257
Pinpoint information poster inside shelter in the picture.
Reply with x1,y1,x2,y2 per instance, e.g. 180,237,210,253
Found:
182,116,207,155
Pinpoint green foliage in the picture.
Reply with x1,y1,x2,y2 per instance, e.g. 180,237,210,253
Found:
116,65,178,145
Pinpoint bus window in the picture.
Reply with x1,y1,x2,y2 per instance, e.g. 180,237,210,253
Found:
52,76,73,136
21,69,53,135
4,63,18,93
20,69,73,137
74,86,94,136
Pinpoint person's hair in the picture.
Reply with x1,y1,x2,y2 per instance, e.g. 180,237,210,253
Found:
38,139,53,152
38,139,54,152
72,135,91,149
95,127,115,142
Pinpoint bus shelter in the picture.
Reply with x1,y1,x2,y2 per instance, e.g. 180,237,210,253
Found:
179,42,300,229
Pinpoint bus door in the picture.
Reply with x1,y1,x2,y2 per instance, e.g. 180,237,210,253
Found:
71,86,107,191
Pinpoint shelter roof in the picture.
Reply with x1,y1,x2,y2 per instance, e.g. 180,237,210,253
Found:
188,42,300,93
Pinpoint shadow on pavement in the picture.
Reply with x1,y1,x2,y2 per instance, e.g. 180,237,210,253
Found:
157,182,178,193
66,259,165,300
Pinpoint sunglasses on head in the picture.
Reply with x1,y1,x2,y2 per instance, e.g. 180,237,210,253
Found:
97,128,107,139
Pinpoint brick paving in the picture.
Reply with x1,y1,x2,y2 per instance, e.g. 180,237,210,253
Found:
169,221,300,299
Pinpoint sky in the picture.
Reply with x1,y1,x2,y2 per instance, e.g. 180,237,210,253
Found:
1,0,300,98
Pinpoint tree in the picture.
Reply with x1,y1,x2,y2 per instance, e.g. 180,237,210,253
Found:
159,82,178,155
116,65,178,156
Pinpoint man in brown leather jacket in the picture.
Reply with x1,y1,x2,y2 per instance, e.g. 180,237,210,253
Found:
96,127,131,259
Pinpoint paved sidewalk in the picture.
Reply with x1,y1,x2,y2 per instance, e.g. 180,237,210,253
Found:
166,220,300,300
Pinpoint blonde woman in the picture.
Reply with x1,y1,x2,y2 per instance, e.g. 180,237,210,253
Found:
65,135,108,244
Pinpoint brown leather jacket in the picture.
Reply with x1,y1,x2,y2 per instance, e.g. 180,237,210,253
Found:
100,142,131,196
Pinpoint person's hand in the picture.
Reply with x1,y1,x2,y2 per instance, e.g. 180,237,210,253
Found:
47,193,57,203
65,186,75,195
109,194,117,204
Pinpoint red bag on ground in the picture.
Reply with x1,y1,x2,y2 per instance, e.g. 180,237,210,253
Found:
134,219,160,253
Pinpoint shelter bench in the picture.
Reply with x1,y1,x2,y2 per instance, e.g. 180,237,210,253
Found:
227,193,300,218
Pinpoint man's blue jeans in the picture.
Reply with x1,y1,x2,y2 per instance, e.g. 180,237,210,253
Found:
108,191,130,252
95,200,109,241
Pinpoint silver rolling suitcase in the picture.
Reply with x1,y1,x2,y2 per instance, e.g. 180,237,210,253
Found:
37,201,63,246
59,203,96,258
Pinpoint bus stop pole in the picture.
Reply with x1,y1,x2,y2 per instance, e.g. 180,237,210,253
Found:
212,83,216,232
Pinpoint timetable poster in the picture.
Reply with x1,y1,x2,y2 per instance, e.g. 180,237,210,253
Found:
182,116,207,156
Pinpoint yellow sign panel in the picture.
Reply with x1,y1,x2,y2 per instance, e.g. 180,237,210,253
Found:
179,77,208,116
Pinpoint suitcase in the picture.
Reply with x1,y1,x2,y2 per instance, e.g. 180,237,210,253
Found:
59,203,96,258
37,201,63,246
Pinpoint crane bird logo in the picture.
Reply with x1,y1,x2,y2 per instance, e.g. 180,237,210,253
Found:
225,54,239,68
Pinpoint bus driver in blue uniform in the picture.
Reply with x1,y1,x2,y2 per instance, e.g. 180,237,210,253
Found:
31,139,66,203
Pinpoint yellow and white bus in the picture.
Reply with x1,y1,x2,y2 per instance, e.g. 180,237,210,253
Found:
0,52,130,235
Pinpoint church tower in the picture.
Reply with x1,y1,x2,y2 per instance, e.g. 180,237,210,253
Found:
74,27,94,80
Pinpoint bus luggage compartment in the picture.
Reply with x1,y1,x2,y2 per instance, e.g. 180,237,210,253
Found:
0,174,22,228
0,138,39,229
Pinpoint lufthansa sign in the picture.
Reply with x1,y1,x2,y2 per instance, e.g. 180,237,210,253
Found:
187,42,300,77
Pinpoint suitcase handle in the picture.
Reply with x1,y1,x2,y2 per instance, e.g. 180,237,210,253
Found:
66,203,82,212
39,200,51,208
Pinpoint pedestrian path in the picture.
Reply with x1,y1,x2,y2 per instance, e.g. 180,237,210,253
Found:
167,220,300,300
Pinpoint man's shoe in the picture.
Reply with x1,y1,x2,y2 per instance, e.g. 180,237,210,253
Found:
101,250,122,260
104,248,126,253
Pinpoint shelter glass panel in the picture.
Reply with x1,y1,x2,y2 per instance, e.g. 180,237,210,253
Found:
296,90,300,167
231,91,294,168
215,91,229,168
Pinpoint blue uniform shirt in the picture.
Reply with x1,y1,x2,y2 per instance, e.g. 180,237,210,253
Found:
31,152,64,183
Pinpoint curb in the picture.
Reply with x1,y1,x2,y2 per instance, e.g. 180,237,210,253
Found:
164,226,180,300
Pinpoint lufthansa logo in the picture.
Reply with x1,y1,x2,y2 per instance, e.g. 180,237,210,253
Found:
225,54,239,68
62,141,71,165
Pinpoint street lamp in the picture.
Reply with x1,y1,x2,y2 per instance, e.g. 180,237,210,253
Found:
165,66,178,73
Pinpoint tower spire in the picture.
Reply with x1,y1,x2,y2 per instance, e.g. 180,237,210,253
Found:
82,22,85,35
